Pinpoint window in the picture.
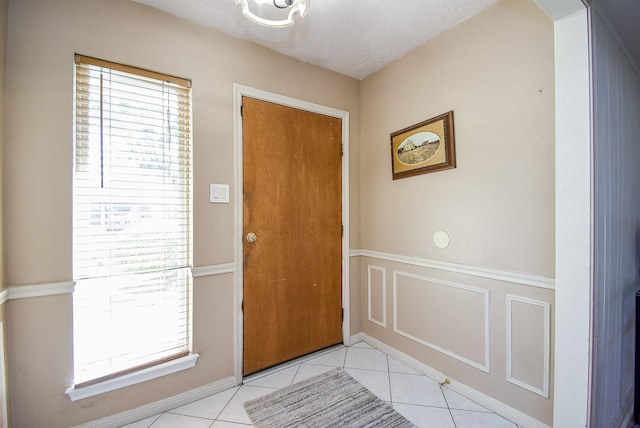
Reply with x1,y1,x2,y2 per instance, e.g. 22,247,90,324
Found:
72,55,193,386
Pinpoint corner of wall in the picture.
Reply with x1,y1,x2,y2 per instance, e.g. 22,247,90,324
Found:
0,0,8,294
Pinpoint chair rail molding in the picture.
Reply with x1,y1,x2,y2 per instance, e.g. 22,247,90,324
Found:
192,263,235,278
6,263,236,301
350,249,555,289
7,281,75,300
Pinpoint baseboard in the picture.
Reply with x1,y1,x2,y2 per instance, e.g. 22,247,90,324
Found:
74,335,551,428
72,376,238,428
361,334,551,428
348,332,364,346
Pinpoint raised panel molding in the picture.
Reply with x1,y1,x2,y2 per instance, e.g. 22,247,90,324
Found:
0,322,7,427
393,270,491,373
367,265,386,327
350,249,555,289
506,295,551,397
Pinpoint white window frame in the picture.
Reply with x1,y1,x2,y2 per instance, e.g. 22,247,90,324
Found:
68,55,197,399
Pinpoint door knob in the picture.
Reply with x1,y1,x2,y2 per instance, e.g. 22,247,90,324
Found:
246,232,257,243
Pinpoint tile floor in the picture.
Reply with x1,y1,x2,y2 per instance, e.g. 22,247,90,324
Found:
122,342,521,428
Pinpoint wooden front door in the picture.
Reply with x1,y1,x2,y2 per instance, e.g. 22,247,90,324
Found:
242,96,343,376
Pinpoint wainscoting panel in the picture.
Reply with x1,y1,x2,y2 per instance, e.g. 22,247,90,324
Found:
0,322,7,428
367,265,386,327
506,295,550,397
393,271,490,372
355,251,555,426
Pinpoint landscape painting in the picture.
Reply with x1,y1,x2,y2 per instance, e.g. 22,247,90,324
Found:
390,111,456,180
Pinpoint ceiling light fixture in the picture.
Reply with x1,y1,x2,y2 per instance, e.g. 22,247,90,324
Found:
235,0,309,28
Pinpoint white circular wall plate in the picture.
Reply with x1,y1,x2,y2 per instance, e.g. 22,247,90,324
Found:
433,231,450,249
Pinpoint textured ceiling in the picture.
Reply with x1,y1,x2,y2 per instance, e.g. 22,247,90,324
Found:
130,0,498,79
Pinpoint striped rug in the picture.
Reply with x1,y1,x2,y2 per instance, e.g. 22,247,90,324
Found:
243,368,416,427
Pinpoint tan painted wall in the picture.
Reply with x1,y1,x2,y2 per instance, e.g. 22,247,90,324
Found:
1,0,9,425
0,0,6,290
3,0,360,426
359,0,555,424
361,0,555,277
3,0,556,424
0,306,6,428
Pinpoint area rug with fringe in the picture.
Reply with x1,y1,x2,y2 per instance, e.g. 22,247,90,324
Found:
243,367,416,428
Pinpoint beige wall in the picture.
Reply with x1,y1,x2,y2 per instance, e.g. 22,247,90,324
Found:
3,0,360,426
358,0,555,424
3,0,557,425
0,0,6,290
0,312,5,428
1,0,9,426
361,0,555,277
0,0,5,281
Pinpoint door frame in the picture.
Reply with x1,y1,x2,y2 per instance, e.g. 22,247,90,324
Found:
232,84,350,383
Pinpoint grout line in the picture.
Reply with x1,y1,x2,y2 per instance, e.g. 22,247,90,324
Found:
386,354,394,407
290,364,302,386
166,413,216,422
441,384,459,428
210,385,244,425
147,342,503,428
145,413,162,427
342,366,390,373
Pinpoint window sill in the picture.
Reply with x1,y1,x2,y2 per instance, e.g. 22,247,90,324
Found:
65,353,199,402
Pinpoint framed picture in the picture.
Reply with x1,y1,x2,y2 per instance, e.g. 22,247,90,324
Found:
390,111,456,180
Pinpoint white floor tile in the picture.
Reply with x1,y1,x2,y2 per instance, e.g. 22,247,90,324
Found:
390,372,448,408
303,347,347,367
119,342,524,428
244,365,299,389
344,346,389,371
293,363,337,383
443,387,490,412
149,412,214,428
393,403,457,428
217,385,275,425
344,367,391,401
388,356,421,375
350,341,374,349
169,387,239,419
451,409,518,428
211,421,253,427
119,414,161,428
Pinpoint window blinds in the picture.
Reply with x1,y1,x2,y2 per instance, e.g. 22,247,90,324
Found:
73,55,193,385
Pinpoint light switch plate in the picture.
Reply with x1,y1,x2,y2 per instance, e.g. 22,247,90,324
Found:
210,184,229,203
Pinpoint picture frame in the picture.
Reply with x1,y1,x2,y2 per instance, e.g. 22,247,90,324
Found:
390,111,456,180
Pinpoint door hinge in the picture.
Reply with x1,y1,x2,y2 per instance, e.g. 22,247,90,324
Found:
342,308,344,322
241,299,244,312
341,225,344,237
240,104,243,117
341,144,344,156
